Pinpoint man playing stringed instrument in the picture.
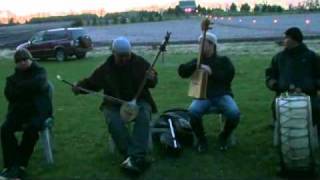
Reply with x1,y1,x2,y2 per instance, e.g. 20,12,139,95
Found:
178,20,240,152
72,37,158,174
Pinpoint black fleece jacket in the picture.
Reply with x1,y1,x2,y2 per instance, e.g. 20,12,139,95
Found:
178,55,235,98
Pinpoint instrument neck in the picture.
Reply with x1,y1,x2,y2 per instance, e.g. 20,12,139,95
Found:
133,47,162,100
74,83,126,105
197,30,207,69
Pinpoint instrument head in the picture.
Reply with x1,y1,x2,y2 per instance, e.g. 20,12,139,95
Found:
120,101,139,123
201,18,213,32
159,31,172,52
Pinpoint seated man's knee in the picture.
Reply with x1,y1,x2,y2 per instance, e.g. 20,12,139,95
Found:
188,100,211,119
188,110,203,121
224,108,240,122
0,123,11,135
188,105,207,120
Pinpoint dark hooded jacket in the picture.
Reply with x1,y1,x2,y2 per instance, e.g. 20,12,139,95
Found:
265,43,320,95
5,62,52,120
77,53,158,113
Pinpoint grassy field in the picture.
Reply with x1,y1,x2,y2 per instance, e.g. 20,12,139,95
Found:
0,49,309,179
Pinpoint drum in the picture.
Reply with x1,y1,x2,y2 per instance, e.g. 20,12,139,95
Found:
274,93,318,173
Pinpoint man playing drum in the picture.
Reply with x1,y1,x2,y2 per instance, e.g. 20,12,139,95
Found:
266,27,320,175
72,37,158,175
266,27,320,129
178,33,241,152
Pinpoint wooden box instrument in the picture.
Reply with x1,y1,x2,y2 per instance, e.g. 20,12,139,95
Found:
188,18,211,99
188,69,208,99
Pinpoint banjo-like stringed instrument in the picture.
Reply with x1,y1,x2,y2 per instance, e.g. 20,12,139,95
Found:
188,18,212,99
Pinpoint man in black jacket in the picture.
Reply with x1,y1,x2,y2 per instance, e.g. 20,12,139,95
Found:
72,37,157,175
178,32,240,152
266,27,320,128
0,48,52,179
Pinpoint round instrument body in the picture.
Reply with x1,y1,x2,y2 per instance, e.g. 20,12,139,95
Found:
275,93,318,173
120,101,139,122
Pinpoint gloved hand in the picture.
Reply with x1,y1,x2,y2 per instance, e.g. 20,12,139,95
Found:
201,64,212,75
295,88,302,93
146,69,157,80
288,84,302,94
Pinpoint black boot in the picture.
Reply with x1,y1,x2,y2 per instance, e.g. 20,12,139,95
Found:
218,119,238,151
120,156,151,176
196,137,208,153
189,114,208,153
0,166,26,180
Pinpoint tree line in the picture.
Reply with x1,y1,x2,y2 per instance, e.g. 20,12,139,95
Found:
2,1,319,26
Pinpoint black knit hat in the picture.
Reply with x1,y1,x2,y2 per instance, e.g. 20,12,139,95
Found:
285,27,303,43
14,48,33,63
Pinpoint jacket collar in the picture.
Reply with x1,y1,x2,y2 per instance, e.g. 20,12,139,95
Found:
284,43,308,56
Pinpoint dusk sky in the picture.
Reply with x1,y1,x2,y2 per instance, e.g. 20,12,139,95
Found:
0,0,303,16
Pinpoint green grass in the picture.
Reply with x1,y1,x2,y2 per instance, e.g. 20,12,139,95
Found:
0,53,282,179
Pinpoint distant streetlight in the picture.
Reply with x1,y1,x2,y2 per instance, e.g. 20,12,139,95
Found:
239,19,242,22
305,19,311,24
273,19,278,24
252,19,256,24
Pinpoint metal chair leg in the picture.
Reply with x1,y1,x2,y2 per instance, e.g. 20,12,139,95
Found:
40,118,54,165
40,127,54,164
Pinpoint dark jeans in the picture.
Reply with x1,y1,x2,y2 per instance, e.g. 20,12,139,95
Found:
188,95,241,141
1,113,46,168
103,101,151,159
188,95,241,123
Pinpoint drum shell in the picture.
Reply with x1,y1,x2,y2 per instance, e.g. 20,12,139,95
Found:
274,94,318,172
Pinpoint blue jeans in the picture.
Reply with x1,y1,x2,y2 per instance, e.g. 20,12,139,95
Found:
103,101,151,159
189,95,240,122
